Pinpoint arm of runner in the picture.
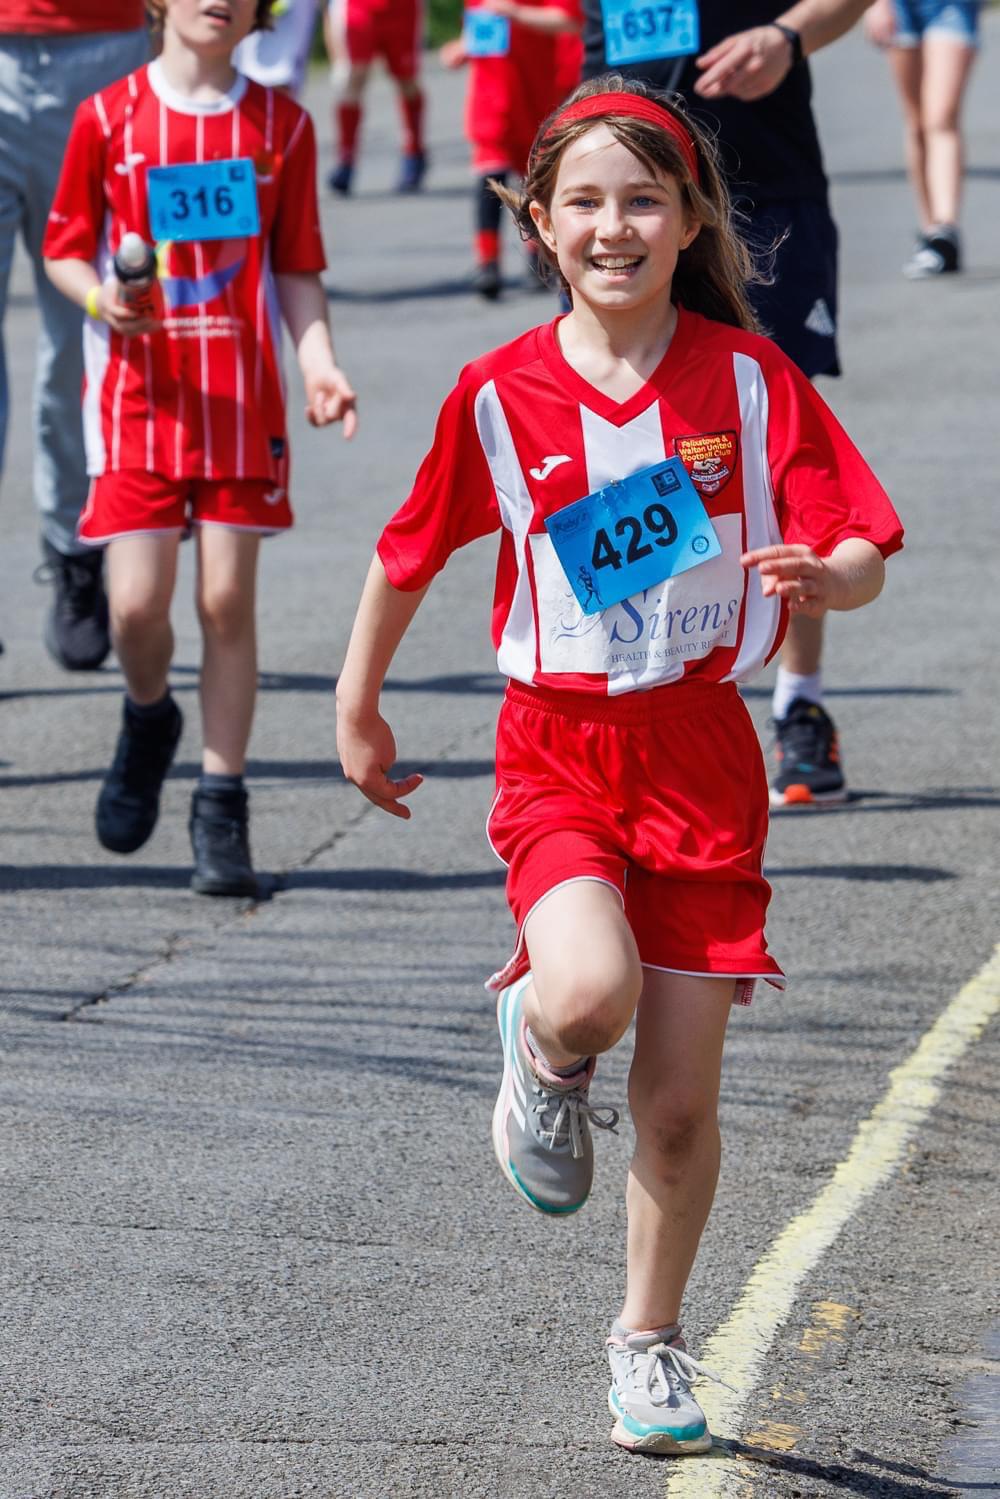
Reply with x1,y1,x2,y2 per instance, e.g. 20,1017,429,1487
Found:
694,0,875,100
276,271,357,436
43,256,162,337
863,0,897,46
481,0,581,33
740,537,885,618
336,556,431,819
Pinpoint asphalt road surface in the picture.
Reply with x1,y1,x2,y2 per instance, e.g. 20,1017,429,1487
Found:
1,24,999,1499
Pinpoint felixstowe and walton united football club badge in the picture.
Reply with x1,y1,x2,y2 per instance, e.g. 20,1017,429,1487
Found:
674,431,738,497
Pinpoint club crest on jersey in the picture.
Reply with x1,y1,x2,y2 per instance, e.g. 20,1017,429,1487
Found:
673,431,738,497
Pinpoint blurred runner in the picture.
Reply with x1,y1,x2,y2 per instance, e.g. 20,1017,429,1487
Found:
325,0,427,194
441,0,582,299
865,0,981,277
235,0,321,98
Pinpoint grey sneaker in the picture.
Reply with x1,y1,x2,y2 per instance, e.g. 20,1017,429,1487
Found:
607,1324,727,1454
491,974,619,1215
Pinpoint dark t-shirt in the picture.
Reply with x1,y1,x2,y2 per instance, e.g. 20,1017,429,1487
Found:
581,0,829,205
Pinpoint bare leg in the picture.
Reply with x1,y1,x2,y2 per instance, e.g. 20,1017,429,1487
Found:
106,532,181,704
920,37,977,228
779,610,824,678
621,970,735,1329
195,526,260,776
888,45,931,228
522,879,643,1067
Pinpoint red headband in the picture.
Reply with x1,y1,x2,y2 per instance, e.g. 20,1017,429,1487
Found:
541,93,701,186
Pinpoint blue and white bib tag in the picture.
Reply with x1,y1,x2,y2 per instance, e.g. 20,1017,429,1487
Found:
600,0,699,66
147,158,260,243
544,456,721,616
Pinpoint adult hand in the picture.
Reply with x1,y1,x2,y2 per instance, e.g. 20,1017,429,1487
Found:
864,0,896,47
740,543,842,617
304,363,358,436
694,24,796,101
336,706,423,819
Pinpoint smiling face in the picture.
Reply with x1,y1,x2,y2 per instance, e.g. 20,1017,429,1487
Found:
529,124,700,316
158,0,261,54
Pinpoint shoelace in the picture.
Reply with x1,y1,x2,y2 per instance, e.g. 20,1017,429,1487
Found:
631,1342,734,1408
772,712,829,769
532,1082,619,1158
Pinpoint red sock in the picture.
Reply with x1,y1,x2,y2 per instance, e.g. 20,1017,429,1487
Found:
336,102,362,163
476,229,500,266
398,89,425,157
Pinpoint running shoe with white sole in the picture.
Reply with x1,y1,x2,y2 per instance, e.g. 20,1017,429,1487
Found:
492,974,618,1215
607,1323,727,1454
769,696,848,808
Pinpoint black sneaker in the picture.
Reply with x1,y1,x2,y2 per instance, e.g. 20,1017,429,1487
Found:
903,225,960,279
96,697,183,852
473,260,501,301
769,697,848,808
36,539,110,671
189,786,258,897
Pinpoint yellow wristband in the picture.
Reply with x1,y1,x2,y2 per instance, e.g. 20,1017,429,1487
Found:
85,284,102,321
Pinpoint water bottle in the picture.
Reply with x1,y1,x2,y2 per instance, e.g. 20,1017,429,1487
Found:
113,232,160,319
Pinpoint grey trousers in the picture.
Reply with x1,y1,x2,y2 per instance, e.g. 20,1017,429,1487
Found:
0,26,150,555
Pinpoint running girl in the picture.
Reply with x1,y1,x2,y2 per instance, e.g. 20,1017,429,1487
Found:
336,77,902,1454
44,0,356,898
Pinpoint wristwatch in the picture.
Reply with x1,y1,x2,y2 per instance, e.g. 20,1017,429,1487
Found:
770,21,804,64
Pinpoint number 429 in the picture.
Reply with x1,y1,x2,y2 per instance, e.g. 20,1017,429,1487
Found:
592,501,678,571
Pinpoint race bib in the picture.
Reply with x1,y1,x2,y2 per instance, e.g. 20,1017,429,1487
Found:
146,158,260,243
463,10,511,56
600,0,699,66
544,457,721,616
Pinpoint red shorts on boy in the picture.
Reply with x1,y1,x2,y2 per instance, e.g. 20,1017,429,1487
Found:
330,0,423,80
466,0,580,175
486,678,785,1001
79,470,293,544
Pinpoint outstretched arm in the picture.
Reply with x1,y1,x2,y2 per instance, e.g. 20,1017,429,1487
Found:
482,0,581,34
695,0,875,101
741,536,885,618
336,555,431,818
276,271,357,435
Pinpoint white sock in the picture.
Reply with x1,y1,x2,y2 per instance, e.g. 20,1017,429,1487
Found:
772,667,823,721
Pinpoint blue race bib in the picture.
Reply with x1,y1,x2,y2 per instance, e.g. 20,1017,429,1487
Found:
544,457,721,616
146,158,260,244
600,0,699,66
463,9,512,56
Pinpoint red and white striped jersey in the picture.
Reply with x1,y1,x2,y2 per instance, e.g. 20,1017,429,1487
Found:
43,60,326,484
378,307,904,697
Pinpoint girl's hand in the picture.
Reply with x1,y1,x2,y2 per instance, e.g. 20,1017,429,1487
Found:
336,705,423,819
864,0,896,47
741,543,842,618
95,280,162,337
304,362,358,436
439,38,468,68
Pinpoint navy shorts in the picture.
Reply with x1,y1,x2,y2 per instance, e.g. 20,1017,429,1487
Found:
745,196,841,380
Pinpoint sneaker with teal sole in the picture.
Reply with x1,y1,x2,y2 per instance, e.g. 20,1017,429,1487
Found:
607,1323,728,1454
491,974,619,1215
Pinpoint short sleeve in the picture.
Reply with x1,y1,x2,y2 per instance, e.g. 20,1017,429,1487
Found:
377,374,502,591
42,99,107,263
765,353,904,560
270,108,326,274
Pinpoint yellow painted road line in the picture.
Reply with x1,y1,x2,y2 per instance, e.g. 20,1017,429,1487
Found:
666,941,1000,1498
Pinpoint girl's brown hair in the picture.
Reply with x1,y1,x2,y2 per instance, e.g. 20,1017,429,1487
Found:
145,1,274,32
496,74,764,332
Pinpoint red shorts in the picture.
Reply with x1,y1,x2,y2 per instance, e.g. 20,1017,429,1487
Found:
332,0,422,79
78,470,293,544
486,679,785,1002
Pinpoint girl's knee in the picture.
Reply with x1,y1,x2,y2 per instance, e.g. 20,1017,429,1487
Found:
536,960,642,1056
111,592,170,640
629,1086,718,1165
